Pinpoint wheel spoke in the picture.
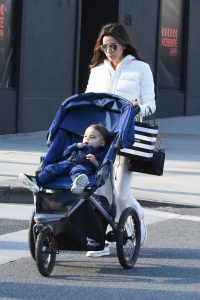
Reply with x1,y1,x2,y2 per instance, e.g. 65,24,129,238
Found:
116,207,141,269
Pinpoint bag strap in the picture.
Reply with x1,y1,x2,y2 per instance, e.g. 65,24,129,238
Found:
145,106,157,126
156,131,165,152
145,106,165,152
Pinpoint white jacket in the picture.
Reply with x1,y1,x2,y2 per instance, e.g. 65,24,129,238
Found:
85,55,156,117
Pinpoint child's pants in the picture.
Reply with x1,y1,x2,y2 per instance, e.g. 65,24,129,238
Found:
38,160,94,185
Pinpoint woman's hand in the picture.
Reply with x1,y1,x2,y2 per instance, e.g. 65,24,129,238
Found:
132,99,141,114
86,154,99,168
132,99,139,107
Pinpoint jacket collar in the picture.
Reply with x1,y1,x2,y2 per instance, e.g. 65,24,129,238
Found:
103,55,136,71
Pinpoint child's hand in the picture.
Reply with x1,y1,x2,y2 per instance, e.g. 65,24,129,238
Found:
77,142,85,148
86,154,99,168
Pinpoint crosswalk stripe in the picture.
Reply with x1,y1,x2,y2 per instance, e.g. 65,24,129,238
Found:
0,203,34,220
145,208,200,224
0,230,29,265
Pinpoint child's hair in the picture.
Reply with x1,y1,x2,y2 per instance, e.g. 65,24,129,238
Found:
90,124,110,146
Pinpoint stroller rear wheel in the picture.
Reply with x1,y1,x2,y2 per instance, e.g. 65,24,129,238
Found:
116,207,141,269
36,231,56,277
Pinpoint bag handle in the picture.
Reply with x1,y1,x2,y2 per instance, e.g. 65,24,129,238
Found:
145,106,157,126
145,106,165,152
135,105,165,152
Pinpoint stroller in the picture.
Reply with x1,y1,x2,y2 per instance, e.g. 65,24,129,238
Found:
28,92,141,277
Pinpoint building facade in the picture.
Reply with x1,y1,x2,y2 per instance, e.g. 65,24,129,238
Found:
0,0,200,134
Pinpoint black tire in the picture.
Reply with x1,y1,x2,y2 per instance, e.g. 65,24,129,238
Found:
28,210,36,260
116,207,141,269
36,231,56,277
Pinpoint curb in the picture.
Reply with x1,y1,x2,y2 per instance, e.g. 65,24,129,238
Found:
1,186,199,209
0,186,33,204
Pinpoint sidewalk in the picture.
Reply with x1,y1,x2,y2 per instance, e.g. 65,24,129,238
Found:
0,116,200,207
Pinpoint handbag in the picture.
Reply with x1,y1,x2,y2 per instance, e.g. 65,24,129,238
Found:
119,107,158,160
127,142,165,176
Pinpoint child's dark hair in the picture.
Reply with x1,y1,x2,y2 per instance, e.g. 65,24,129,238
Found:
90,124,110,147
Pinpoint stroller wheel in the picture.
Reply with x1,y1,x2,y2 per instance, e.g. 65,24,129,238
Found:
36,231,56,277
28,210,36,260
116,207,141,269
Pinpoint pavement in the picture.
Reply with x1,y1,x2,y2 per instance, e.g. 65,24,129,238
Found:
0,115,200,207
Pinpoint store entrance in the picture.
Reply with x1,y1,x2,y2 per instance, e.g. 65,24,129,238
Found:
78,0,118,93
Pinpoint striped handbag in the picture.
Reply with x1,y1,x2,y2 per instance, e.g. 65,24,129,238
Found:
119,107,158,160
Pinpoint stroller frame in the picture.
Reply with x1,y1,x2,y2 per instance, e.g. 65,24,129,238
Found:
28,93,141,276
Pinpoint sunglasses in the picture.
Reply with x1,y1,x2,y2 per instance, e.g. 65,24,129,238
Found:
100,43,119,53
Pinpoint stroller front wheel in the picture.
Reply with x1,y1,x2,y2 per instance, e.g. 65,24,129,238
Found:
116,207,141,269
28,210,36,260
36,231,56,277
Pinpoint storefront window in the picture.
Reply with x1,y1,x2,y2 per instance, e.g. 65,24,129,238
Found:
158,0,184,90
0,0,15,88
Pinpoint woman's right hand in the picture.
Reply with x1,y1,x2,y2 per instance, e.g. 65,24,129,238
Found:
132,99,140,115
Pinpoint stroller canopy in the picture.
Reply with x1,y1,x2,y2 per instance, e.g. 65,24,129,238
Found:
47,92,135,149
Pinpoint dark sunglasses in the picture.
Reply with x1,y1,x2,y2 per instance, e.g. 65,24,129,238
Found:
100,43,119,53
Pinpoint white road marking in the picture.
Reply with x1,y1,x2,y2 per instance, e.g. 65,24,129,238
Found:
144,208,200,224
0,230,29,265
144,208,180,225
0,203,34,220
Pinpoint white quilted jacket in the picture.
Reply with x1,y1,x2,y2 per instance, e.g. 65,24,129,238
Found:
85,55,156,117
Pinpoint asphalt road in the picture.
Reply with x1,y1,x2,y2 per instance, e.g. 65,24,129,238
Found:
0,202,200,300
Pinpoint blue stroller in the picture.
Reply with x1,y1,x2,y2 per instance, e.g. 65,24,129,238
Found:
28,92,141,276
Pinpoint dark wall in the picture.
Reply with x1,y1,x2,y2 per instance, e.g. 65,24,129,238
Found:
1,0,200,135
185,0,200,115
118,0,162,117
18,0,80,132
118,0,159,75
0,89,16,134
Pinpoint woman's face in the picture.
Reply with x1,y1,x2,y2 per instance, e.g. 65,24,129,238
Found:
101,36,125,68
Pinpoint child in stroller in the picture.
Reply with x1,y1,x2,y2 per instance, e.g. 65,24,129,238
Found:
21,92,141,277
19,124,110,194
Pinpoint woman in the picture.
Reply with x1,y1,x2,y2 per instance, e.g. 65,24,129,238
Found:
85,23,156,257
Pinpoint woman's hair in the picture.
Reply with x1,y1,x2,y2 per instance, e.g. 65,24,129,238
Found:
89,23,145,68
90,124,110,147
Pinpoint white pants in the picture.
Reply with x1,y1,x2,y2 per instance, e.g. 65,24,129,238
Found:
114,156,144,219
96,155,147,245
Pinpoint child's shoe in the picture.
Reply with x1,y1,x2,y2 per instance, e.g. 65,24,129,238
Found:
19,173,40,193
71,174,89,194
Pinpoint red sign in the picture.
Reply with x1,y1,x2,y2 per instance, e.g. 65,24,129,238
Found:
161,27,178,56
0,3,5,40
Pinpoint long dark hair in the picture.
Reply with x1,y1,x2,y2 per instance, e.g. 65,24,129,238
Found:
89,23,145,68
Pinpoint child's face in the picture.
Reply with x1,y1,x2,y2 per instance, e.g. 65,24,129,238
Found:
82,127,105,148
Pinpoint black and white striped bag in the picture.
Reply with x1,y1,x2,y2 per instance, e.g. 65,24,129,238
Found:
119,107,158,161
